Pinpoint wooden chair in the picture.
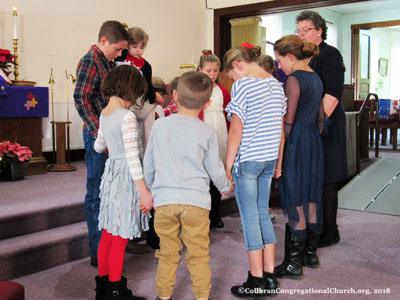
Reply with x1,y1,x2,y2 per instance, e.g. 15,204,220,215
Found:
367,96,399,151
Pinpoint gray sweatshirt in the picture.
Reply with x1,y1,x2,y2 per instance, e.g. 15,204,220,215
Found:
143,114,231,210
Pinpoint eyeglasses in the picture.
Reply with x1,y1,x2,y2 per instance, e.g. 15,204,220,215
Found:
295,27,316,34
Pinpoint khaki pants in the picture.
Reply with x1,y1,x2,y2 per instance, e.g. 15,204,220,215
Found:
154,204,211,299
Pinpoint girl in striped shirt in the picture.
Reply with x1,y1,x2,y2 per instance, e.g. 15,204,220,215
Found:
224,46,286,299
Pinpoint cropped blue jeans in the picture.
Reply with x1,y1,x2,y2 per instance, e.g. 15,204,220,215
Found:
233,160,277,251
83,129,108,257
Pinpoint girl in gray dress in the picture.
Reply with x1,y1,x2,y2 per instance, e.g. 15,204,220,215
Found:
94,65,153,300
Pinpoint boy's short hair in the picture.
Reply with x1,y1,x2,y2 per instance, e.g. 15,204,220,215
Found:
177,72,212,110
98,20,129,44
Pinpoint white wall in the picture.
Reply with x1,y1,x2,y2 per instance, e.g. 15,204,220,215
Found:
341,8,400,84
207,0,272,9
369,29,391,98
0,0,208,150
390,31,400,99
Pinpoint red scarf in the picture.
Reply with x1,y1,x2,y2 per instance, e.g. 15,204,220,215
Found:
126,53,144,70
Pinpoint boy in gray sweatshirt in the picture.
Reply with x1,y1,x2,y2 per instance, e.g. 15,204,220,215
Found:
143,71,232,300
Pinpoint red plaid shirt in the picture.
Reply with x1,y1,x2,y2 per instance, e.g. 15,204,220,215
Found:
74,45,114,137
164,101,178,116
163,100,204,120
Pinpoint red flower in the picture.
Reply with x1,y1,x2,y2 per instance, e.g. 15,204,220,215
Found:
0,49,11,55
0,141,33,164
0,48,15,72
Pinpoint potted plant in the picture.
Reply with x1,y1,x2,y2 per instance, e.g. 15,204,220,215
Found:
0,49,15,78
0,141,33,181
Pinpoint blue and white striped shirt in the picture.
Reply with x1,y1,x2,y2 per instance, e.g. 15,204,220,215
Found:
226,76,287,163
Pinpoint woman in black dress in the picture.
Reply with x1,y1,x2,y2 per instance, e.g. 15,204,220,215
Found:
296,10,347,248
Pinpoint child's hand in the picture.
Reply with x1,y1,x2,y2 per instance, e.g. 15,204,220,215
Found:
155,92,164,107
139,189,154,215
274,168,282,178
225,168,233,183
221,177,234,197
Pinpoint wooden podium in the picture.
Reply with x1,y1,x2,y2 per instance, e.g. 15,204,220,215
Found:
47,121,76,172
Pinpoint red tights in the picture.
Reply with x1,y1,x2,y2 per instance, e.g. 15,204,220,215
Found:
97,229,128,282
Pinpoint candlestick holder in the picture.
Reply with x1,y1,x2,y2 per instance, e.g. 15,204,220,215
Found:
49,68,56,164
13,38,19,81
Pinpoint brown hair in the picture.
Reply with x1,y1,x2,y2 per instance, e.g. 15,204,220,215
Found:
199,53,221,69
98,20,129,43
152,77,167,95
274,34,319,60
177,72,213,109
223,46,259,71
257,55,278,78
127,27,149,46
101,65,147,107
169,77,180,93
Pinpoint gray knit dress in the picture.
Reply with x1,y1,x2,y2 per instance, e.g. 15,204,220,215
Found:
96,108,150,239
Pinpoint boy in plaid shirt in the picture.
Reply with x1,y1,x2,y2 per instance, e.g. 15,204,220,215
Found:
74,20,129,267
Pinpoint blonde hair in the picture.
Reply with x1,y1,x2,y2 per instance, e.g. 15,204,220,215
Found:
223,46,259,71
152,76,167,95
127,27,149,46
177,72,212,109
274,35,319,60
199,53,221,69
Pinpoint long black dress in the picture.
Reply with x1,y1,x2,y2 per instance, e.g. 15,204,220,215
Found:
278,71,324,233
309,41,347,243
309,41,347,183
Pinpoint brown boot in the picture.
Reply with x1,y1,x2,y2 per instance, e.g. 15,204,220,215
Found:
126,241,151,254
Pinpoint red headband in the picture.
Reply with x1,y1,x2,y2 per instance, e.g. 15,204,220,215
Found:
202,50,212,55
241,42,254,49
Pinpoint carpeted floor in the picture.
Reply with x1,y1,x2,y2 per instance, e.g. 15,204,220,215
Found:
5,149,400,300
14,207,400,300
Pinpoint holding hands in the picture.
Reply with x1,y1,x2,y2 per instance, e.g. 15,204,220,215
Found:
139,188,153,216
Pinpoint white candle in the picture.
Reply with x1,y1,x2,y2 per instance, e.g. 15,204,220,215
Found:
13,7,18,39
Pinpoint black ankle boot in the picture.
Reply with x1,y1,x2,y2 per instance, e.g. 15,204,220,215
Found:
95,275,108,300
231,271,267,298
263,272,278,297
302,228,320,268
106,277,146,300
274,224,306,280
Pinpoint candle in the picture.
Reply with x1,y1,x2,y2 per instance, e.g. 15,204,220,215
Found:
13,7,18,39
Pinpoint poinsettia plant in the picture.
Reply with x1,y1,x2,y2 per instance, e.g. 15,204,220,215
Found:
0,49,15,75
0,141,33,165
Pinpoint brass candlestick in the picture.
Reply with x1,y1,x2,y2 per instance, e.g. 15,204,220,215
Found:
66,71,76,165
49,68,56,163
13,38,19,80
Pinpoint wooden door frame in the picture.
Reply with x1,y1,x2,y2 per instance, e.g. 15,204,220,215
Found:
351,20,400,99
214,0,373,58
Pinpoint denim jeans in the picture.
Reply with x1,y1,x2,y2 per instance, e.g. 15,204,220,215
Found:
233,160,277,251
83,129,108,257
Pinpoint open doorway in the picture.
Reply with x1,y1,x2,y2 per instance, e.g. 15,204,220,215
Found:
352,20,400,100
